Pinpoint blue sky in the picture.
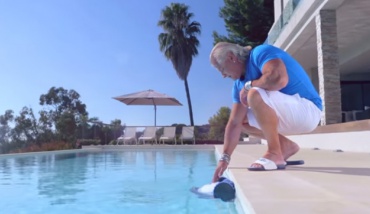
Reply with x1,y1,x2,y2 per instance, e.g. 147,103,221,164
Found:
0,0,235,126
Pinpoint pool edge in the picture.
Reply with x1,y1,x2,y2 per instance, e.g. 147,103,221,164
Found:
214,146,256,214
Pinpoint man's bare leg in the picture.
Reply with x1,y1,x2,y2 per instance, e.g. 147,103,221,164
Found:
241,123,300,160
247,89,285,167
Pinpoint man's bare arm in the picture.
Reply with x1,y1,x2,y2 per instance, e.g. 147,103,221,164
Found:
223,103,247,156
251,58,288,91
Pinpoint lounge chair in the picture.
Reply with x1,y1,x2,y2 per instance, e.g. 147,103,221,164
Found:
179,126,195,145
117,127,137,145
138,127,158,144
159,126,177,144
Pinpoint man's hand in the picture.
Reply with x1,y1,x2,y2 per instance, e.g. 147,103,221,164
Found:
239,88,249,107
212,160,229,183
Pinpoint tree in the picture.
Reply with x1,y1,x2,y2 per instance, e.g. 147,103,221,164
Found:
0,110,14,152
88,117,101,139
38,110,55,142
39,87,87,142
76,114,89,139
213,0,274,47
208,107,231,141
55,111,77,142
11,107,55,147
110,119,124,140
39,87,87,117
158,3,201,126
0,87,128,153
0,110,14,126
12,107,39,146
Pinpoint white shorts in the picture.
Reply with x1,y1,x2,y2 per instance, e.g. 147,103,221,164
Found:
247,87,322,135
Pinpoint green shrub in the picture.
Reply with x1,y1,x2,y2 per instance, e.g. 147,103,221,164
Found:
77,139,101,146
195,139,223,145
109,140,117,145
9,141,74,153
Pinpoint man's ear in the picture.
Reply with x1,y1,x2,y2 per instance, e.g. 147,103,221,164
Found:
227,51,235,62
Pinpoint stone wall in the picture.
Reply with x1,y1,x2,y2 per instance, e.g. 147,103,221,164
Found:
316,10,342,125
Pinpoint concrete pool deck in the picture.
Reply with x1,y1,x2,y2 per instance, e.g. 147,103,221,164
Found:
216,144,370,214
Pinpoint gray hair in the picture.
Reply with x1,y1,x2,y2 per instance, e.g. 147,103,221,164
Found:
210,42,252,69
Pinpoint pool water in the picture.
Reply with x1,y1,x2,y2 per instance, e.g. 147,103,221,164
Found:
0,150,240,214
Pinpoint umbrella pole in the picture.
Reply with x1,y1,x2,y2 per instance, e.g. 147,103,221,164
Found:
154,104,157,126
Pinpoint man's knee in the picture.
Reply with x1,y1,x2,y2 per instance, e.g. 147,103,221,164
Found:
247,88,263,107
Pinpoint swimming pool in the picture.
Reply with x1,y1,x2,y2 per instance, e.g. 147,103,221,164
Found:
0,149,242,214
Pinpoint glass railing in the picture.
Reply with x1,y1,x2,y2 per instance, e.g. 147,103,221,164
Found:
265,0,301,45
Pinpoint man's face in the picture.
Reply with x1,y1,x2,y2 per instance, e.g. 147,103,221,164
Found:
211,50,240,80
219,63,232,79
218,58,239,80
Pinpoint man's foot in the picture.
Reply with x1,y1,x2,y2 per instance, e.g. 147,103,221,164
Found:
280,139,300,161
249,151,286,169
248,158,286,171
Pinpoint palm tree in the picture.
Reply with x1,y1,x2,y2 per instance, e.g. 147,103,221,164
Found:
158,3,201,126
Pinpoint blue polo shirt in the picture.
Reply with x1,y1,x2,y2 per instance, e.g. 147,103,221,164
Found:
232,45,322,110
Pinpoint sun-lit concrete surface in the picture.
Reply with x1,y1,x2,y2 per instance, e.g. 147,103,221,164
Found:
282,131,370,153
216,144,370,214
270,120,370,153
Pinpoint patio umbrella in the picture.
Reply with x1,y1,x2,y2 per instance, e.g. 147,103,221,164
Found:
113,89,182,126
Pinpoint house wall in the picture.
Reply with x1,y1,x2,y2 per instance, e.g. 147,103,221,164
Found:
274,0,281,20
271,0,324,50
262,131,370,153
341,72,370,81
274,0,290,21
341,73,370,116
316,10,342,125
270,0,370,124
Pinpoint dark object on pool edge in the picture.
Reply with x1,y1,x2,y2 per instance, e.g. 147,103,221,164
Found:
213,177,236,202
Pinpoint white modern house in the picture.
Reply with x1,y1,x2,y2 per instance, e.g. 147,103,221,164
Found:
267,0,370,125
